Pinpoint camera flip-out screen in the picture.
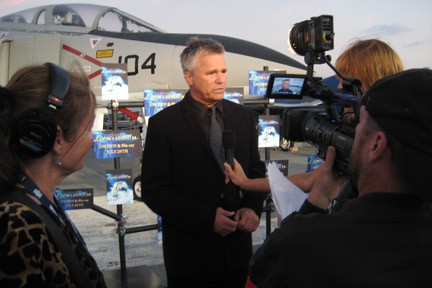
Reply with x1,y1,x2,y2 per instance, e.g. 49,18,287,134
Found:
265,74,307,99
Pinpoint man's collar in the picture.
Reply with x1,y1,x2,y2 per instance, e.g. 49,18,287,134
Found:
186,91,223,112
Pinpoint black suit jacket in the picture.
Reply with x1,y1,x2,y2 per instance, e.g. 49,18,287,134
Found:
141,93,266,280
250,193,432,288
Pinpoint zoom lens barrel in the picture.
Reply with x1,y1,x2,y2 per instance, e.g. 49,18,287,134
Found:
302,111,355,174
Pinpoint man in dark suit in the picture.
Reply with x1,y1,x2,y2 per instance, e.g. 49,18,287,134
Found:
141,37,266,288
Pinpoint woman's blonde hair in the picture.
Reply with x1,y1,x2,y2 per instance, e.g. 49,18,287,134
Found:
335,39,404,91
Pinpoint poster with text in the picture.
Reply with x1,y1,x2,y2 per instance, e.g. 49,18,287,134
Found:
55,188,93,210
258,115,280,148
101,63,129,100
93,130,142,159
144,89,186,117
249,70,286,96
106,169,134,205
224,87,244,104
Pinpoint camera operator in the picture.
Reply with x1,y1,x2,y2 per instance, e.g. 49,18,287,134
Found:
225,39,403,198
248,68,432,288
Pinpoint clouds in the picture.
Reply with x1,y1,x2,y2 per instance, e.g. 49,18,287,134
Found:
363,24,411,37
1,0,431,75
403,41,422,48
0,0,29,8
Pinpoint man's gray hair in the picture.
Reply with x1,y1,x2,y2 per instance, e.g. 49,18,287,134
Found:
180,37,225,73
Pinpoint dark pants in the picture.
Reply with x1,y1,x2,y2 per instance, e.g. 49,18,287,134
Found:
167,267,248,288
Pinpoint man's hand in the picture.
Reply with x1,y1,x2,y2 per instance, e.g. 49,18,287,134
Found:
213,207,238,236
235,208,260,232
308,146,346,209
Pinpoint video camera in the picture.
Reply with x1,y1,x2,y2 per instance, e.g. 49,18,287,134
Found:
266,15,363,175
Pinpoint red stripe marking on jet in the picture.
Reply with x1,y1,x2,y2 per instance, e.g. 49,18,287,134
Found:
62,44,102,79
62,44,102,66
88,70,101,79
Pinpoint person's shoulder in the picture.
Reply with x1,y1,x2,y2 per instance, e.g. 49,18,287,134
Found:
223,99,254,113
226,101,259,123
1,200,47,237
0,200,69,286
253,215,332,262
278,211,342,236
148,100,183,122
1,200,45,223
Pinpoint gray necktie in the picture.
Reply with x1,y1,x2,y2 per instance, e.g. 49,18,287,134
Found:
209,106,225,170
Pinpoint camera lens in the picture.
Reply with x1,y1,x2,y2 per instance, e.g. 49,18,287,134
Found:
302,111,355,174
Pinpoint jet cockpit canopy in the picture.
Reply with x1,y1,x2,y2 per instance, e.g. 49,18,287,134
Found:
0,3,165,33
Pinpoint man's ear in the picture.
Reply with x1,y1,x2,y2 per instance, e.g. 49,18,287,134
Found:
184,71,193,86
369,131,389,162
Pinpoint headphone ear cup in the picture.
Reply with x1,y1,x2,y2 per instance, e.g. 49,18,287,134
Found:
14,110,57,158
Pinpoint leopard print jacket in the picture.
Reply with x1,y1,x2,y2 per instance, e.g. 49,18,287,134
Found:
0,200,106,287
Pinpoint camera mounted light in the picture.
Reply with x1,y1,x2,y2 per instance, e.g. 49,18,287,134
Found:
287,15,335,57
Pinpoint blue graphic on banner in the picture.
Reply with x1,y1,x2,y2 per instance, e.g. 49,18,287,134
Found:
258,115,280,148
249,71,272,95
265,159,289,177
224,87,244,104
106,169,133,205
55,188,93,210
93,130,142,159
307,155,324,172
144,89,186,117
101,63,129,100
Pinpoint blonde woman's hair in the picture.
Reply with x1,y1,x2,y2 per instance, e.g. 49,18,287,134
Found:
335,38,404,91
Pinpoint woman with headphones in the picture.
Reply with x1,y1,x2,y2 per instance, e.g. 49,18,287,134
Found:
0,63,106,287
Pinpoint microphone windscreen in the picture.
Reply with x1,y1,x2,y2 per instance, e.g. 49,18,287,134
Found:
222,130,236,149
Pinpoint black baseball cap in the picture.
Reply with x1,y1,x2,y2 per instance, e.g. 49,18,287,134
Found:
361,68,432,200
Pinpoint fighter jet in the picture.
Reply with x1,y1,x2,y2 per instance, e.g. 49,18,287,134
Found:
0,3,307,104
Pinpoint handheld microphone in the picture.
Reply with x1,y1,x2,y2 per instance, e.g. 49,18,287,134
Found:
222,130,236,169
222,130,241,213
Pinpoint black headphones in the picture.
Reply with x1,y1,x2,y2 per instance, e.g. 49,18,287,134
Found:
14,63,71,158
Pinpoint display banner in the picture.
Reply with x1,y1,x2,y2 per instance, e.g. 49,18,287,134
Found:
101,63,129,100
265,159,289,176
224,87,244,104
93,130,142,159
55,188,94,210
106,169,134,205
258,115,280,148
144,89,186,117
249,70,286,96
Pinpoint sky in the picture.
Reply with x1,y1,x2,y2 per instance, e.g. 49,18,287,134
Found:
1,0,431,78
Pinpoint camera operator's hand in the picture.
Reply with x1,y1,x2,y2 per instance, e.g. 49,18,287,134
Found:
307,146,346,209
